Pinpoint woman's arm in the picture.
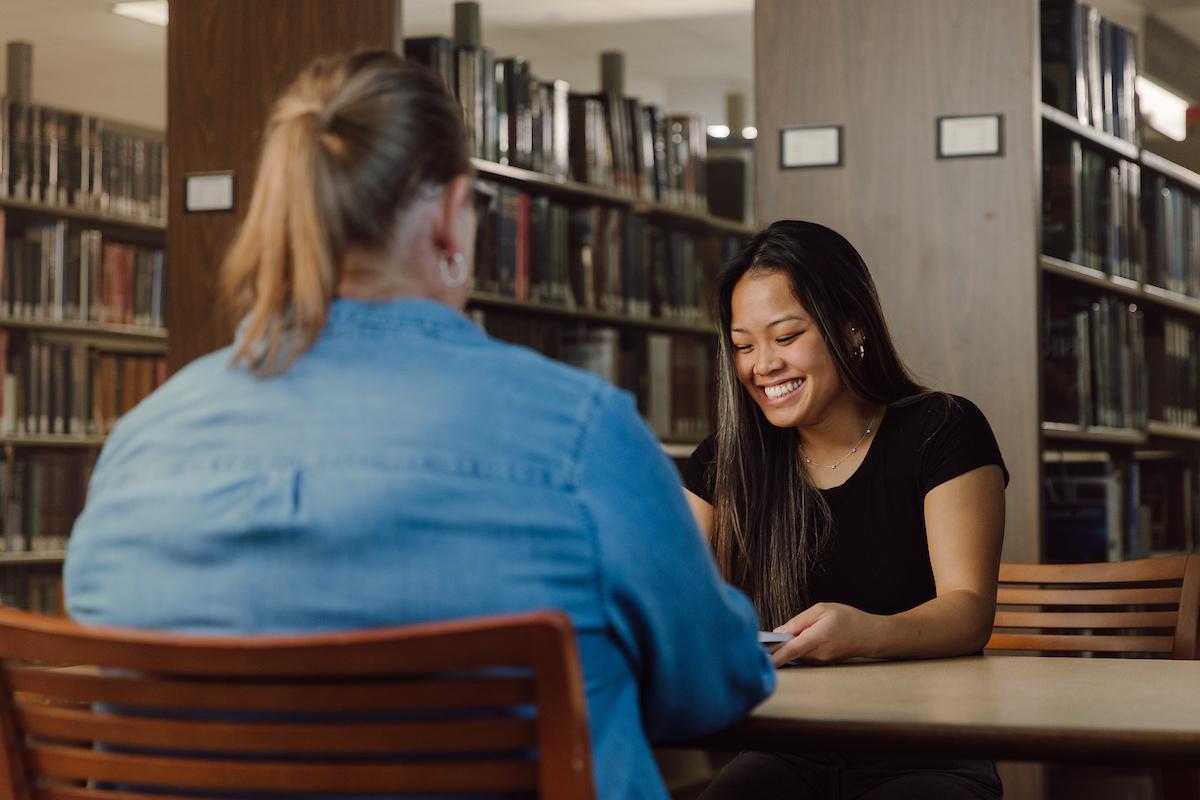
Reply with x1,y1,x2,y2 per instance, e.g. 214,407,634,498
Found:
684,489,714,541
770,464,1005,664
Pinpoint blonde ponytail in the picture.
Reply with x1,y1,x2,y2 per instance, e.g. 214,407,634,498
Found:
220,51,471,376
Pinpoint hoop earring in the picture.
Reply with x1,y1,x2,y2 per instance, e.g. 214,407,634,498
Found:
438,252,468,288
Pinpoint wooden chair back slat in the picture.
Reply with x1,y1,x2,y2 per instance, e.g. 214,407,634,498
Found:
992,610,1179,629
7,668,535,710
985,633,1175,653
0,608,596,800
35,788,229,800
15,706,538,753
28,745,538,793
988,555,1200,658
998,554,1190,584
996,586,1182,606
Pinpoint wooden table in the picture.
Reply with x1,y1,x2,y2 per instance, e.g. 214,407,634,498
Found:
691,655,1200,767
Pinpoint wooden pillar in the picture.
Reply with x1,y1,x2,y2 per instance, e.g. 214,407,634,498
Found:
166,0,395,372
754,0,1041,564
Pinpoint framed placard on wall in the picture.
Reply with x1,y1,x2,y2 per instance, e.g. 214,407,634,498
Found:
937,114,1004,159
780,125,843,169
184,171,236,212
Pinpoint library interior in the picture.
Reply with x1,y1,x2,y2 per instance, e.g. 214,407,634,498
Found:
1,1,1200,799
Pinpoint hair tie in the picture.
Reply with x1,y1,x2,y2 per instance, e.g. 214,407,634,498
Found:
276,97,324,126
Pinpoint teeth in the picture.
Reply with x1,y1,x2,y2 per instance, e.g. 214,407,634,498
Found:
765,379,803,399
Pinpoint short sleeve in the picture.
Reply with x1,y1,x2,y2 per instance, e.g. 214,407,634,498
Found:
679,435,718,503
918,396,1009,494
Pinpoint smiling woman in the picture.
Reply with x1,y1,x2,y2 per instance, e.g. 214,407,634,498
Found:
681,220,1009,800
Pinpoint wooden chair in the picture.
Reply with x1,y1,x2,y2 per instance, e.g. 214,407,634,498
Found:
987,554,1200,657
0,608,595,800
987,554,1200,800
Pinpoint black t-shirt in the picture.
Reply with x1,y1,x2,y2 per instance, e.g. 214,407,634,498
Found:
680,394,1008,617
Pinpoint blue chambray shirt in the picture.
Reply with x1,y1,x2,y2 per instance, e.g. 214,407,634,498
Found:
64,298,775,800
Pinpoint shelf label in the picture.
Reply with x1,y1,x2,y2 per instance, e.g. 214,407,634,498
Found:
185,171,235,212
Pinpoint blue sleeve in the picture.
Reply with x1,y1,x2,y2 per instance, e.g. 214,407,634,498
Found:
574,386,775,741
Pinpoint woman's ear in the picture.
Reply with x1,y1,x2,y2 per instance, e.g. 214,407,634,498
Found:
434,174,475,258
846,322,868,361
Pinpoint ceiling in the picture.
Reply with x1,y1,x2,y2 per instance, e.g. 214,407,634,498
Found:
404,0,752,26
1,0,1199,133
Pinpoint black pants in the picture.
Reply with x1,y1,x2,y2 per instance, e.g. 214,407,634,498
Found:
699,751,1003,800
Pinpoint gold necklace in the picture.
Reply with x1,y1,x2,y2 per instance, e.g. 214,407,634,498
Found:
799,417,878,470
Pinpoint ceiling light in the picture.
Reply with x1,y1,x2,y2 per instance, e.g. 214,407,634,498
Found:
707,124,730,138
112,1,168,27
742,126,758,139
1137,76,1188,142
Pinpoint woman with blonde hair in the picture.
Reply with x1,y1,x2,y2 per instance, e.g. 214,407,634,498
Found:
65,51,774,800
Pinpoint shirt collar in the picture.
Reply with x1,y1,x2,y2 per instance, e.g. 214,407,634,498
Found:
323,297,486,342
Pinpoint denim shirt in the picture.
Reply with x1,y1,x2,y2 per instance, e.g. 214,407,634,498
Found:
65,298,775,800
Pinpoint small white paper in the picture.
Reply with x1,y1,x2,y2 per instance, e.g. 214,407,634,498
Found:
939,115,1002,158
780,126,841,168
185,172,235,212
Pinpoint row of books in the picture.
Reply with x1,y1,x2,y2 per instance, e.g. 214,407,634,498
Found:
1145,174,1200,299
2,216,166,328
0,450,93,555
1042,290,1146,430
404,37,709,211
0,571,62,616
1042,131,1142,281
0,98,166,222
472,310,714,442
1040,0,1138,144
1147,316,1200,428
474,181,737,323
1045,457,1200,564
0,332,167,437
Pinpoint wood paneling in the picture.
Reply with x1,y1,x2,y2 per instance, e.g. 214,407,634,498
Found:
166,0,395,373
754,0,1040,562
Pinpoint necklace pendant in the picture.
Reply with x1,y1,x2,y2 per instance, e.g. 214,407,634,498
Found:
831,464,837,469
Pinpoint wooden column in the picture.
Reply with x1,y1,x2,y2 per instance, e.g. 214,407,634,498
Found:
166,0,395,372
754,0,1041,564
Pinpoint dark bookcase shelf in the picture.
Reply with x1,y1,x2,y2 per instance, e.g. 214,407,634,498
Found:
0,198,165,235
468,292,716,336
1040,103,1139,160
1147,421,1200,444
1040,256,1144,301
0,434,106,448
472,159,754,237
1041,256,1200,320
0,550,66,566
0,317,167,350
1141,150,1200,195
1041,421,1147,446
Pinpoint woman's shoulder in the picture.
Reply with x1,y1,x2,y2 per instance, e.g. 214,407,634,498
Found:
884,392,998,451
890,392,988,426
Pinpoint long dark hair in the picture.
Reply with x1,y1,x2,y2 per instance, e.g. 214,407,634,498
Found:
711,220,935,627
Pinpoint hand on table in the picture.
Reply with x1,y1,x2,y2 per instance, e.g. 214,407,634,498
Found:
770,602,883,666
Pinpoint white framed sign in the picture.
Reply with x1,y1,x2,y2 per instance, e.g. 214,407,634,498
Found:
780,125,843,169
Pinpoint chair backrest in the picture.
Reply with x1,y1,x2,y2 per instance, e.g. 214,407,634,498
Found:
0,608,596,800
986,554,1200,659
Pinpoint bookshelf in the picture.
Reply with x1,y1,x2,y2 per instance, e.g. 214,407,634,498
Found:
755,0,1200,570
0,95,170,614
400,10,745,457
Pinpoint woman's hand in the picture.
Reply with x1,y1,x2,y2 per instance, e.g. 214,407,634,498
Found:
769,602,884,666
